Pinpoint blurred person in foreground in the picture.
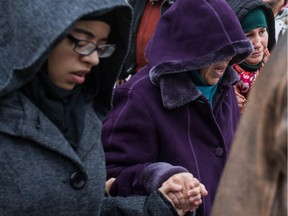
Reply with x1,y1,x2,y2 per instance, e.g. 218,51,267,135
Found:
211,31,287,216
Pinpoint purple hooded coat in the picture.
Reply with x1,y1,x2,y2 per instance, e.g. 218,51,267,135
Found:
102,0,253,215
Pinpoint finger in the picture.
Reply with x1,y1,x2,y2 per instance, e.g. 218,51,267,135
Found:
167,192,181,208
192,199,203,207
177,175,194,192
162,180,183,193
189,178,200,189
186,185,201,198
105,178,116,195
188,193,202,203
200,183,208,196
173,189,192,211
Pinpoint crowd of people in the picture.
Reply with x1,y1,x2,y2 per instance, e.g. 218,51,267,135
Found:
0,0,286,215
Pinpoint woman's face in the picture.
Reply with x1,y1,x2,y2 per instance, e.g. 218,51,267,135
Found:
244,27,268,65
47,20,111,90
199,58,231,86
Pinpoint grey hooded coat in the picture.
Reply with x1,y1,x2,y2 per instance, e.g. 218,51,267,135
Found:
0,0,177,215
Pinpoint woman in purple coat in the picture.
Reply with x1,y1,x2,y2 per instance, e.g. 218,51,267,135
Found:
102,0,253,215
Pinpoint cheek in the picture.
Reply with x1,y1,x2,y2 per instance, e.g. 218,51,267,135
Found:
203,70,214,83
260,31,269,47
47,58,61,83
47,53,62,76
47,47,74,77
261,37,268,49
47,55,72,85
47,40,75,70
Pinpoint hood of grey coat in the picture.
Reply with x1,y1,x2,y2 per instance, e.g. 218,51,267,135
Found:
0,0,132,110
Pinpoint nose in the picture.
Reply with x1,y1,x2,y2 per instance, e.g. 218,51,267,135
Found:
251,35,262,49
81,51,100,66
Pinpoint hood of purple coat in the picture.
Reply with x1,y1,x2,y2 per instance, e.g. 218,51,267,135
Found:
146,0,253,81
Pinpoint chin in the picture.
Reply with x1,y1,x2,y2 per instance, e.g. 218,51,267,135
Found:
61,85,75,91
247,57,263,65
207,81,218,86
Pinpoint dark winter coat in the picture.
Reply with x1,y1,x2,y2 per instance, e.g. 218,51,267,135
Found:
102,0,253,216
119,0,175,79
0,0,179,215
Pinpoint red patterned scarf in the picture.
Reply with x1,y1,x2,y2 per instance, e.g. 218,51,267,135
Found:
233,48,270,98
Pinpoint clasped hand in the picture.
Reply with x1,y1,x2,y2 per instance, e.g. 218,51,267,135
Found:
159,172,208,216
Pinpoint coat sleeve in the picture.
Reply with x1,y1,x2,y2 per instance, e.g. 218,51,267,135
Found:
100,191,178,216
102,87,187,196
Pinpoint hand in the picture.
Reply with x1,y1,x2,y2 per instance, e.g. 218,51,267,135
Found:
234,86,247,113
166,173,208,212
105,178,116,196
186,182,208,210
159,173,208,215
159,178,186,216
115,79,127,87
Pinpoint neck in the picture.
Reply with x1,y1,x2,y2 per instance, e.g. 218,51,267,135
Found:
240,59,263,72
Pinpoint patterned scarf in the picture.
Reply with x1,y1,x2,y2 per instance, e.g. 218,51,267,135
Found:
233,48,270,98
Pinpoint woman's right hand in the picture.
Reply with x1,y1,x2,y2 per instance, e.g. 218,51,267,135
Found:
158,172,208,216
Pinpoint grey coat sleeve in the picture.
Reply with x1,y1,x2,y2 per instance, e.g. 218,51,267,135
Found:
100,191,177,216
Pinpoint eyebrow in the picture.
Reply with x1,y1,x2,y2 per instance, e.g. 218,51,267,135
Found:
72,27,109,42
72,28,95,38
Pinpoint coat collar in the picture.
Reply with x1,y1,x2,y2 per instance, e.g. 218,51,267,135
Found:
149,65,239,109
0,92,100,170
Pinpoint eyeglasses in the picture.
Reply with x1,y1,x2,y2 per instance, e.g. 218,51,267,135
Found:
67,34,116,58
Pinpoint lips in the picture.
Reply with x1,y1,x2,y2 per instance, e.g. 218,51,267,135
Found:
213,66,225,77
70,70,90,85
73,71,88,77
252,50,263,57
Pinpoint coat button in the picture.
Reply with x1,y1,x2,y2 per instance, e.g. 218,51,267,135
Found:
215,147,224,157
70,172,86,189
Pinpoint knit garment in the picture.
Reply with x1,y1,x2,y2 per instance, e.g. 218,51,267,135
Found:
233,48,270,98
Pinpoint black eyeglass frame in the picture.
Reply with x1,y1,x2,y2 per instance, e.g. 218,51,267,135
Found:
67,34,116,58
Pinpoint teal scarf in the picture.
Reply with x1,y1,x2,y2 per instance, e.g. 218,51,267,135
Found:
239,56,265,72
190,70,221,106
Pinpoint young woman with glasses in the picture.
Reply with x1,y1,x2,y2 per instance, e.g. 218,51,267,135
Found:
0,0,205,215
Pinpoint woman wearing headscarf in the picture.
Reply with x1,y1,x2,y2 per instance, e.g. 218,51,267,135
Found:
227,0,276,113
102,0,253,215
